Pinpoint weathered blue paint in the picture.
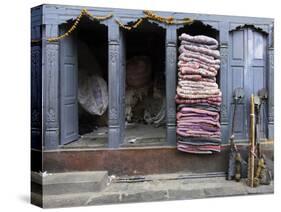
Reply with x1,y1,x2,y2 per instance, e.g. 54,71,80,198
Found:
165,25,177,146
108,19,122,148
59,26,79,145
31,4,274,150
228,27,268,140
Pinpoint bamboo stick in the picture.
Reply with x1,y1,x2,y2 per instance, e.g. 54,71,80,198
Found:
248,94,255,187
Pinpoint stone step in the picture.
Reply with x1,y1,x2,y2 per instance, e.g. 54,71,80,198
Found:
31,176,274,208
31,171,108,195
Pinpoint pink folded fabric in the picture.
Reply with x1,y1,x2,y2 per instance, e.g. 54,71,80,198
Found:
179,52,221,65
178,80,218,88
176,33,222,154
181,44,220,59
179,34,219,46
179,46,215,60
180,40,218,50
178,57,220,70
177,143,221,154
179,67,217,77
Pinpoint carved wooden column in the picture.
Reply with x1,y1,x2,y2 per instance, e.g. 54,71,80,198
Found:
31,9,42,150
108,21,122,148
165,26,177,146
42,23,60,150
267,24,274,140
31,6,43,177
219,21,230,143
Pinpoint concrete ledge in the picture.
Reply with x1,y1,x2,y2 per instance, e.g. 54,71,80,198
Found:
35,176,273,208
40,143,273,176
31,171,108,195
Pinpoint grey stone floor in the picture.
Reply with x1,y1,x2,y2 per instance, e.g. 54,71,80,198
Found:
63,123,166,148
33,175,274,208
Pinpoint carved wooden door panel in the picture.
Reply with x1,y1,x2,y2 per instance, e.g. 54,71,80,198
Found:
60,27,79,145
229,27,267,140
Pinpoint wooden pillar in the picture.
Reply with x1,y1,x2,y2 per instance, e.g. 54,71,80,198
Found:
42,23,60,150
108,21,123,148
165,26,177,146
31,9,42,150
219,21,230,143
267,24,274,140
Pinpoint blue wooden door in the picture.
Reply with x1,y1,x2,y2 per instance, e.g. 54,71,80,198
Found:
60,26,79,145
229,27,267,140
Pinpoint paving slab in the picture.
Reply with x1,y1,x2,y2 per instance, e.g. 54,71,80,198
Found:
32,171,108,195
34,175,273,208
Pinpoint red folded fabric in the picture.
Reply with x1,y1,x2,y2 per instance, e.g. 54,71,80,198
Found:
177,143,221,154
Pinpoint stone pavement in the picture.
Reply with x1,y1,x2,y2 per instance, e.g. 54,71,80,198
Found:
31,172,274,208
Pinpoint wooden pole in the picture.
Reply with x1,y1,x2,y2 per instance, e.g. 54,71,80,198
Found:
248,95,255,187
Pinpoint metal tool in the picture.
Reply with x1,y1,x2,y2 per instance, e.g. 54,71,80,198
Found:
253,88,271,186
227,88,246,181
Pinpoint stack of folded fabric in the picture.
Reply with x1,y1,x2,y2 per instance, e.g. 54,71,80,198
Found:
176,33,221,154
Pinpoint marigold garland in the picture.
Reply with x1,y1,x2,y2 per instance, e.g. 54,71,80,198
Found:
31,39,41,44
31,8,193,43
83,9,113,21
47,9,113,42
143,10,193,25
115,18,143,30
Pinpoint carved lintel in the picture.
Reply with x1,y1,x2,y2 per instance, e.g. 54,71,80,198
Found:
229,23,269,34
202,21,219,31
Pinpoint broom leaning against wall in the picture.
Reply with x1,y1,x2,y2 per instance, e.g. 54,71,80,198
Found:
227,88,248,181
253,88,272,186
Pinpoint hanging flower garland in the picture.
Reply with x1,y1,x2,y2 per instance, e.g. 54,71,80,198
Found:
115,18,144,30
31,39,41,44
47,9,113,42
31,8,193,43
116,10,193,30
143,10,193,25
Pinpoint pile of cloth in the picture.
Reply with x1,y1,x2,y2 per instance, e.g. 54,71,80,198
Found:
176,33,221,154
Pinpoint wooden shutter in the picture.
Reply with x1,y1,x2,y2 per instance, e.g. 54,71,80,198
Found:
60,26,79,145
229,28,267,139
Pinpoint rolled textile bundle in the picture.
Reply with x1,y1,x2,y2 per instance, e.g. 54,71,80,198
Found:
178,57,220,70
181,44,220,59
177,143,221,154
181,40,218,50
176,33,222,154
177,103,220,112
178,80,218,88
178,60,218,73
179,46,216,60
179,67,217,77
179,52,221,65
179,33,219,46
176,98,222,106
